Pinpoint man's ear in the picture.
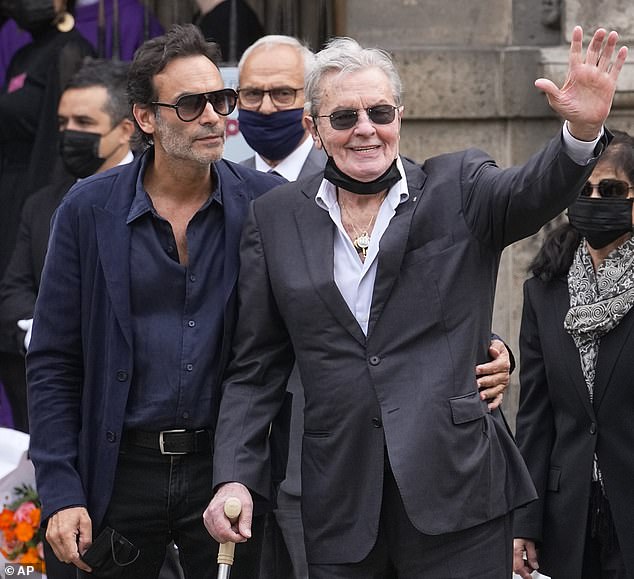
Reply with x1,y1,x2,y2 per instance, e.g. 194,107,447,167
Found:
305,114,322,149
119,118,137,143
133,103,155,137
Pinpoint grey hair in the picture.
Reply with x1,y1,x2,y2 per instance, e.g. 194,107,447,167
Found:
238,34,315,79
305,37,402,117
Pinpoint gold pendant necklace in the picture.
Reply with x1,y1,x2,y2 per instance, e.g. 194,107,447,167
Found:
339,197,382,258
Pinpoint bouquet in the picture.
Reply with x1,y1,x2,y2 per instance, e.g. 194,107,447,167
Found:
0,483,46,573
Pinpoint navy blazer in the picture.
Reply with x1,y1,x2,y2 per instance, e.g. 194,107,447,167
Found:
26,150,284,525
213,133,608,564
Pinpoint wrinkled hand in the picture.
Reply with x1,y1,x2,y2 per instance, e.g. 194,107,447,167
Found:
513,537,540,579
203,482,253,544
535,26,628,141
476,339,510,409
17,318,32,351
46,506,92,572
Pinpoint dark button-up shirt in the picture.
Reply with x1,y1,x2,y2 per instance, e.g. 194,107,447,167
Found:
124,154,225,430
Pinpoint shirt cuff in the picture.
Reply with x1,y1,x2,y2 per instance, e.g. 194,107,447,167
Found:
562,121,604,165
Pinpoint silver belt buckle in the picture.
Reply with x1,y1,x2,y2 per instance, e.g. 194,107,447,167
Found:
159,429,187,455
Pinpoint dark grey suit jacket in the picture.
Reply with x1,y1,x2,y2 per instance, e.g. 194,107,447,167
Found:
215,133,606,564
240,141,327,498
514,276,634,579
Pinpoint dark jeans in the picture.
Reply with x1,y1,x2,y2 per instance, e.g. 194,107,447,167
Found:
79,443,263,579
309,460,512,579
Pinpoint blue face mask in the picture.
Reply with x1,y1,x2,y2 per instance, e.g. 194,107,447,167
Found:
238,108,306,161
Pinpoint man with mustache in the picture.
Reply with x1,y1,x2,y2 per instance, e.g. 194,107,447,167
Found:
26,24,283,579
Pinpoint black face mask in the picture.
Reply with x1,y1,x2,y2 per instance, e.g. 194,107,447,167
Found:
567,196,633,249
5,0,55,32
59,130,106,179
323,156,402,195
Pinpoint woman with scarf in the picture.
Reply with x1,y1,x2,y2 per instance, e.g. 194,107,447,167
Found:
513,131,634,579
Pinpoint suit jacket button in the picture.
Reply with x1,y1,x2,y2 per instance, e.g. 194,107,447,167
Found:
369,356,381,366
589,422,597,435
372,417,382,428
116,370,128,382
106,431,117,442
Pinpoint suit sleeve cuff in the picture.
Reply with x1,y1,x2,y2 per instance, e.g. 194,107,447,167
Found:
562,121,604,165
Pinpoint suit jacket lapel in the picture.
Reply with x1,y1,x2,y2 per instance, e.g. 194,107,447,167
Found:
217,163,249,308
367,160,426,337
295,175,366,345
94,204,133,348
593,307,634,410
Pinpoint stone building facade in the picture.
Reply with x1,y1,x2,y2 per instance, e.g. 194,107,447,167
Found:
151,0,634,427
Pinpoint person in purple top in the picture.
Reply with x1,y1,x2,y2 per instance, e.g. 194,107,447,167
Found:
0,0,164,82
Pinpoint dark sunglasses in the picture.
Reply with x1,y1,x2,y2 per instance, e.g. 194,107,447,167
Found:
314,104,399,130
581,179,633,199
151,88,238,122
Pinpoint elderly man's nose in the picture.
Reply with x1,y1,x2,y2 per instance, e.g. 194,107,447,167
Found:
258,92,277,114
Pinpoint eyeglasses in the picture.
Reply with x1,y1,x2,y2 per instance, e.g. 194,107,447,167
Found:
314,105,400,131
581,179,633,199
237,86,303,108
151,88,238,122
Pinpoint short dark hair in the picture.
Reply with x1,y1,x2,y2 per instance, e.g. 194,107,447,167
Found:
64,57,131,126
127,23,221,108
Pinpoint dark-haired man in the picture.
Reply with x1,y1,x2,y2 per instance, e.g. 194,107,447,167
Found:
0,56,134,434
26,24,283,579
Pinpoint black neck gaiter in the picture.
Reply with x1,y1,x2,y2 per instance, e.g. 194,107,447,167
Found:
323,156,402,195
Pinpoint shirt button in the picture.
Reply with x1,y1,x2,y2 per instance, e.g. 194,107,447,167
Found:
167,245,174,253
116,370,128,382
186,363,193,371
369,356,381,366
371,417,382,428
188,320,196,328
106,431,117,442
589,422,597,435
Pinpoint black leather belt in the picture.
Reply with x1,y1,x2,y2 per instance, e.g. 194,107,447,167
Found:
123,429,211,455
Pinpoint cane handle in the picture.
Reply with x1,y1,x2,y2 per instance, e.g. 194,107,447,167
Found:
217,497,242,566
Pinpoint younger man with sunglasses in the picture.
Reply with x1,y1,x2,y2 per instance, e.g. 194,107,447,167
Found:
26,24,283,579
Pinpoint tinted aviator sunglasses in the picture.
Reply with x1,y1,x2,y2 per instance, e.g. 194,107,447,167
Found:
581,179,634,199
314,104,400,130
151,88,238,122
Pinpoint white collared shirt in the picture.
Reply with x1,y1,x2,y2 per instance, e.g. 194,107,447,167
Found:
315,156,409,335
254,135,314,181
314,127,601,336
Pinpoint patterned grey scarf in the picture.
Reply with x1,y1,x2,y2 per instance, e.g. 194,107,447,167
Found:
565,238,634,400
564,238,634,485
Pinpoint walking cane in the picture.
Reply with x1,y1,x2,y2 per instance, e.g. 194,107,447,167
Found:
217,497,242,579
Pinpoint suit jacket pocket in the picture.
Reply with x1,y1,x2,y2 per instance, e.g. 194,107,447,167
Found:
449,390,487,424
401,234,453,268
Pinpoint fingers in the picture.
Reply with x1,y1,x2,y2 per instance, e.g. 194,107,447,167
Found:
568,25,584,68
513,538,539,579
610,45,629,81
203,482,253,544
595,30,617,71
584,27,607,67
45,507,93,572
